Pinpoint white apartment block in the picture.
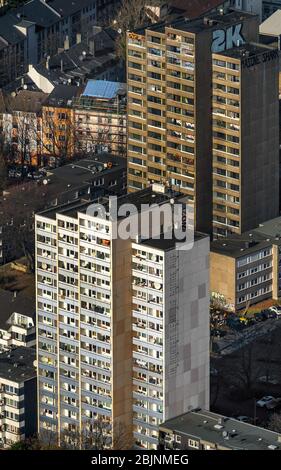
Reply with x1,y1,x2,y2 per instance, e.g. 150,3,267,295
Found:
0,347,37,448
36,198,132,446
132,234,210,449
35,187,210,448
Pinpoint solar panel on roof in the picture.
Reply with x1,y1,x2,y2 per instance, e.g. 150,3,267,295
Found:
82,80,122,99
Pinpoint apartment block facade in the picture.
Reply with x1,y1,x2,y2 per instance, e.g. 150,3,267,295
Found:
35,187,210,448
73,80,127,157
212,44,279,238
210,225,281,310
132,234,210,449
0,347,37,448
126,10,259,234
36,201,131,445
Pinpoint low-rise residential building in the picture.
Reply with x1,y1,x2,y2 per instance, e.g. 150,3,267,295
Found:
73,80,127,156
27,26,124,95
0,89,48,167
159,408,281,450
0,153,127,265
41,85,78,164
0,347,37,448
210,216,281,310
0,289,35,353
0,0,98,87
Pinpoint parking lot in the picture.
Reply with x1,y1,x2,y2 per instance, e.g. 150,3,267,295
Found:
211,306,281,355
211,319,281,427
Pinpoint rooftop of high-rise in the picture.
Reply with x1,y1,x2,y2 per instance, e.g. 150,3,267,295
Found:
137,9,257,35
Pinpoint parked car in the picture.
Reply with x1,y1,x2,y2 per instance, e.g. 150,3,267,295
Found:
269,306,281,316
211,329,227,338
258,376,280,385
256,396,275,408
226,316,246,330
235,416,252,423
255,312,268,322
266,398,281,410
27,170,44,179
262,310,277,319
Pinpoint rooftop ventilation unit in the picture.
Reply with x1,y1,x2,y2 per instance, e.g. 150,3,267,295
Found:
214,424,224,430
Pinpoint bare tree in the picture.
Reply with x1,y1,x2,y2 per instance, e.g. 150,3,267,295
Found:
114,0,148,59
41,107,76,166
0,151,8,193
0,179,66,269
226,344,262,396
75,122,114,155
4,93,44,175
113,0,167,59
9,418,132,450
267,413,281,433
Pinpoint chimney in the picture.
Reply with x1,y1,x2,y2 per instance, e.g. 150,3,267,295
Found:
64,35,70,51
76,33,82,45
89,38,95,56
61,59,64,73
13,291,17,299
46,55,50,70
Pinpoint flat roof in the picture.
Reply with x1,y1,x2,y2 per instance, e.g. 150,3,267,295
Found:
166,0,226,19
211,216,281,258
45,153,126,186
38,187,186,221
0,346,36,383
254,215,281,239
211,232,278,258
160,409,281,450
216,42,276,59
139,9,256,35
139,231,208,251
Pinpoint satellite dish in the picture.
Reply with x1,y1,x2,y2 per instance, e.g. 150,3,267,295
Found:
43,179,48,185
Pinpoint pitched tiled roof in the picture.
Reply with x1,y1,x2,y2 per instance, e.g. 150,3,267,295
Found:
8,90,48,113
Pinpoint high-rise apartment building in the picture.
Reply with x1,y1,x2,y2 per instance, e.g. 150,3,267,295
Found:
36,197,133,446
212,44,279,238
35,187,210,449
126,10,259,234
132,233,210,449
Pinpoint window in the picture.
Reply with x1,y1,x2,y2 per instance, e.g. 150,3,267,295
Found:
188,439,199,449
